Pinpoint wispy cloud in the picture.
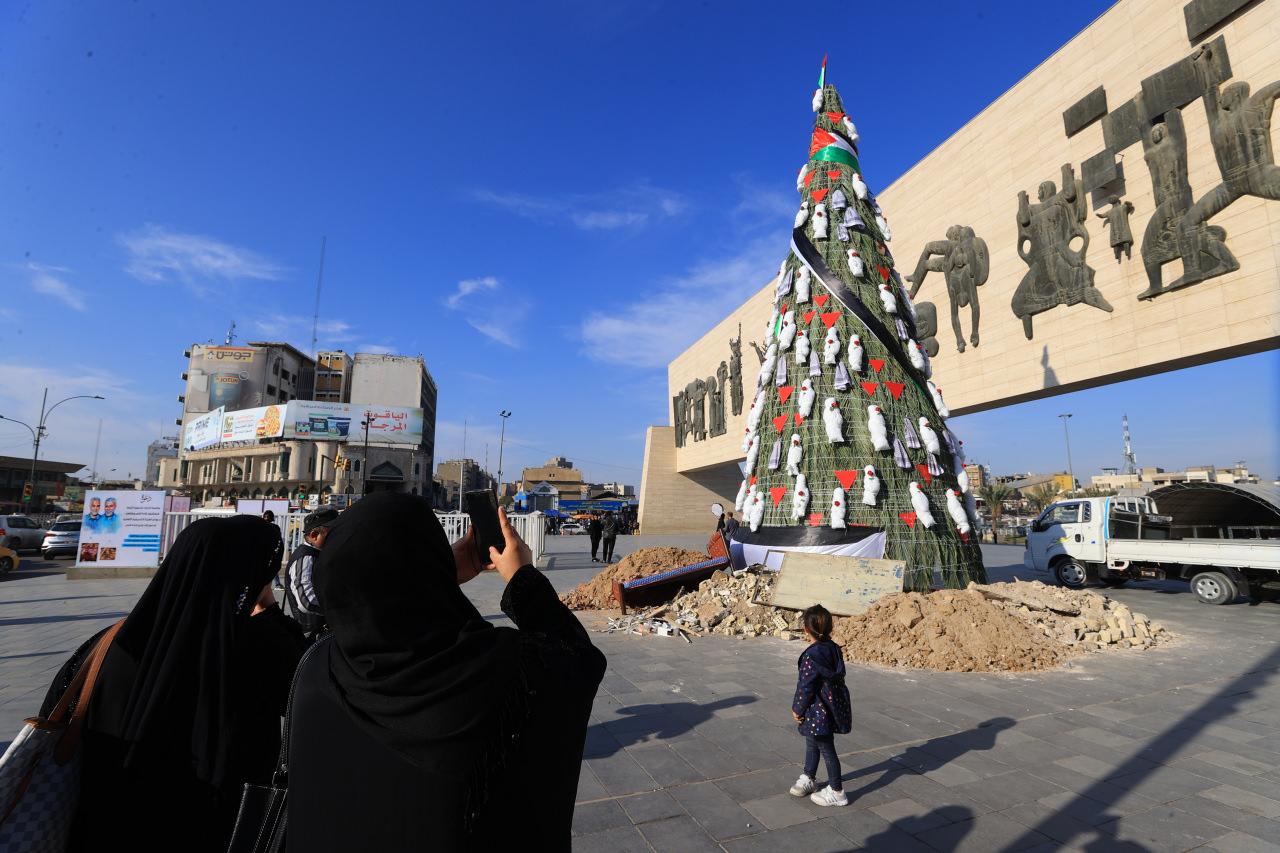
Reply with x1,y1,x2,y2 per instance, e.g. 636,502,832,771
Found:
251,314,356,345
444,276,499,310
473,183,687,232
119,225,284,290
467,321,518,347
25,262,87,312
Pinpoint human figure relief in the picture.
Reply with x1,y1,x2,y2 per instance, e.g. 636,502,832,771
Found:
1095,195,1135,262
905,225,989,352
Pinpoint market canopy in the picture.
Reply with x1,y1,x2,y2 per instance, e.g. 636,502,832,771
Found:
1147,482,1280,537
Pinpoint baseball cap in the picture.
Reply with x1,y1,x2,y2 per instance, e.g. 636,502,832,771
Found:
303,507,340,536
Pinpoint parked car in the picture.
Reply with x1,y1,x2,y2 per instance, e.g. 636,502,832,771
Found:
42,520,82,560
0,544,18,575
0,515,50,553
560,522,585,535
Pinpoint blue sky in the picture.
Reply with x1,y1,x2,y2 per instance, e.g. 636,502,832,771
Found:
0,1,1275,486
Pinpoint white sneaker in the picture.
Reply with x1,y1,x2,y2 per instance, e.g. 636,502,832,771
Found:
788,774,815,797
809,786,848,807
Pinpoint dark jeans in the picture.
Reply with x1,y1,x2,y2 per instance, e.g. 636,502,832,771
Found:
804,734,842,791
589,535,601,559
602,536,617,562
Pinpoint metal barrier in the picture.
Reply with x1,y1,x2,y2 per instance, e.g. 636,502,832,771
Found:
160,509,545,560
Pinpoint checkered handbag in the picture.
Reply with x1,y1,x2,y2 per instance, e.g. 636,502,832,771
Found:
0,620,124,852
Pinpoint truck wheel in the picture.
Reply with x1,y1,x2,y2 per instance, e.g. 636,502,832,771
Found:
0,555,13,574
1191,571,1237,605
1054,559,1088,590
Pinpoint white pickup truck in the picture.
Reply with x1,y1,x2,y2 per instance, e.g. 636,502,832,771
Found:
1023,496,1280,604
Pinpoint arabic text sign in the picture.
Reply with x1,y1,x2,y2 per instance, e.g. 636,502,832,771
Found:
76,490,166,568
355,406,423,445
183,406,225,451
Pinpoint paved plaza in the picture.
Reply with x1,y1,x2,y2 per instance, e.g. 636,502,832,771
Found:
3,536,1280,851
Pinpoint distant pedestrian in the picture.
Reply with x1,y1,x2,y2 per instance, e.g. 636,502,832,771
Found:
587,514,603,562
788,605,852,808
601,513,619,563
722,511,740,541
283,507,339,637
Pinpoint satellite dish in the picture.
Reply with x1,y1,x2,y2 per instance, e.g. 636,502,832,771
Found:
710,502,725,516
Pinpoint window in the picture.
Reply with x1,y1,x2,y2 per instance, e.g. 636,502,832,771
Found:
52,521,80,531
353,460,361,473
267,384,277,396
1047,503,1081,524
414,462,420,476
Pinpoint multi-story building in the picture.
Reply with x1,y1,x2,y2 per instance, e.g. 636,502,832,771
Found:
521,457,587,503
0,455,84,513
962,464,989,491
145,437,178,487
595,482,636,497
435,458,495,509
1091,462,1261,493
314,350,353,403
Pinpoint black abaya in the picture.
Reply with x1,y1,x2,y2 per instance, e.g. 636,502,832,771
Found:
286,493,606,851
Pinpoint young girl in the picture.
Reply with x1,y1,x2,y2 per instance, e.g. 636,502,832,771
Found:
788,604,853,806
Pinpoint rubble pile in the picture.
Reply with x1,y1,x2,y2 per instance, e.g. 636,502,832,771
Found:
652,568,804,639
965,580,1166,652
560,547,707,610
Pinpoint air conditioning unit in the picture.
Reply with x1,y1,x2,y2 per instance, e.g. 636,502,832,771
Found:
181,373,189,381
177,395,185,403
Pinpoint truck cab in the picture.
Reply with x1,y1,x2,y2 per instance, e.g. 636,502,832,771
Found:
1023,497,1112,585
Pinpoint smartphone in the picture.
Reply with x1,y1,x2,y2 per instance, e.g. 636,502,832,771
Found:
464,489,504,564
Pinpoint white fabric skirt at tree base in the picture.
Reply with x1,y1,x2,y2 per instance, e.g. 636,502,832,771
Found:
730,532,887,572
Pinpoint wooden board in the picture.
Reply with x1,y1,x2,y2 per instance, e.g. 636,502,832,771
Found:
771,552,907,617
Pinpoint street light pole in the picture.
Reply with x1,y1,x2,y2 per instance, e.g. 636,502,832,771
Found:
361,412,371,496
2,389,104,508
1058,413,1075,495
496,410,511,497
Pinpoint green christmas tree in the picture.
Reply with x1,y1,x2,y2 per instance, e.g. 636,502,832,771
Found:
734,62,985,591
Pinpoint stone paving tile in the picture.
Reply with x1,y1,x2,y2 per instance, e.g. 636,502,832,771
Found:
713,767,797,803
625,744,704,787
571,799,633,837
868,797,960,835
1196,749,1278,776
949,769,1070,811
575,765,609,803
997,801,1100,846
1201,785,1280,819
1095,804,1239,851
571,824,654,853
669,780,763,842
584,750,659,796
740,792,817,830
1104,764,1221,803
1208,830,1280,852
1172,794,1280,844
721,818,858,852
617,789,686,825
915,810,1051,852
636,814,721,852
666,734,747,779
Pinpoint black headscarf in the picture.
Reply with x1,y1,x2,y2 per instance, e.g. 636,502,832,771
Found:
315,493,522,777
115,515,284,787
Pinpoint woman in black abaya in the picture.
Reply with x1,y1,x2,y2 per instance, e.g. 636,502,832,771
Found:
39,515,308,852
286,492,607,851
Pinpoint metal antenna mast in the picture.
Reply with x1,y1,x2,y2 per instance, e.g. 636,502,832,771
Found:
224,321,237,345
1122,414,1138,474
311,236,327,357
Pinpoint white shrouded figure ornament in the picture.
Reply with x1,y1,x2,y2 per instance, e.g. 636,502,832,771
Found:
757,344,777,389
909,482,936,528
735,478,748,512
796,163,811,192
876,213,893,242
823,329,840,365
850,172,868,200
765,309,778,341
798,378,816,418
794,330,810,364
946,489,972,535
867,404,889,451
786,432,803,476
822,398,845,442
848,335,864,373
745,433,761,471
847,249,864,277
918,417,941,454
841,116,859,145
878,284,897,314
830,487,847,529
794,201,810,229
927,381,950,418
908,339,930,377
956,464,971,495
791,474,809,521
862,465,880,506
748,489,765,532
812,88,823,111
747,388,766,432
740,428,752,453
812,204,829,239
796,267,811,303
778,311,796,351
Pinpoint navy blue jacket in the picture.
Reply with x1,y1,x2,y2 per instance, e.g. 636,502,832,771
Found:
792,639,852,737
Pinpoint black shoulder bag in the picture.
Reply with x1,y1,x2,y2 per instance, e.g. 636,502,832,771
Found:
226,634,333,853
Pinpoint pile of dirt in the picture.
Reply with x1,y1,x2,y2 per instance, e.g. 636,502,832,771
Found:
560,547,707,610
831,580,1168,673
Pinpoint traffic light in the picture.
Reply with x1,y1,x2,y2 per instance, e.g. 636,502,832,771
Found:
297,488,307,501
22,482,32,501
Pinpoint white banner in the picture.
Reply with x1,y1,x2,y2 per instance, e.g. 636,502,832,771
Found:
76,490,166,568
357,405,424,445
729,533,888,572
220,405,286,442
182,406,224,451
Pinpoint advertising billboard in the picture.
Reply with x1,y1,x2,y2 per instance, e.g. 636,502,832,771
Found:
357,406,424,445
220,405,286,443
184,345,268,414
182,406,225,451
76,490,165,568
283,400,354,441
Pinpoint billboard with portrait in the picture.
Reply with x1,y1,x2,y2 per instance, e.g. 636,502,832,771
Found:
182,406,225,451
76,490,165,568
220,405,286,443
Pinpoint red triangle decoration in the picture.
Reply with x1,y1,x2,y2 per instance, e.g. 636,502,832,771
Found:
772,415,789,433
779,302,789,315
778,386,795,404
749,475,757,486
826,169,842,180
834,470,859,490
794,413,804,426
958,530,970,543
869,358,886,373
820,311,842,328
877,265,891,281
802,310,816,325
915,463,933,483
769,486,787,506
808,512,823,527
885,381,906,400
814,294,830,307
899,511,918,529
803,170,816,187
811,188,829,202
825,111,845,124
861,381,879,397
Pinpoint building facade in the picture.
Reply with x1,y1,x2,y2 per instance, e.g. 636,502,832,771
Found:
639,0,1280,533
350,353,438,473
145,437,178,487
0,455,84,512
314,350,353,403
520,457,587,502
435,458,495,509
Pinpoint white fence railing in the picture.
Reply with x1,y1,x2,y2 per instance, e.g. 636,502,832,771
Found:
160,509,546,562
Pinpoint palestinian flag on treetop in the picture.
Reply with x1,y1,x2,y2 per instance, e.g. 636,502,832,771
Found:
809,127,858,169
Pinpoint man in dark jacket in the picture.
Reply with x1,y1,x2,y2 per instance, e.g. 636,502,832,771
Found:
283,507,339,635
600,513,619,563
587,514,603,562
